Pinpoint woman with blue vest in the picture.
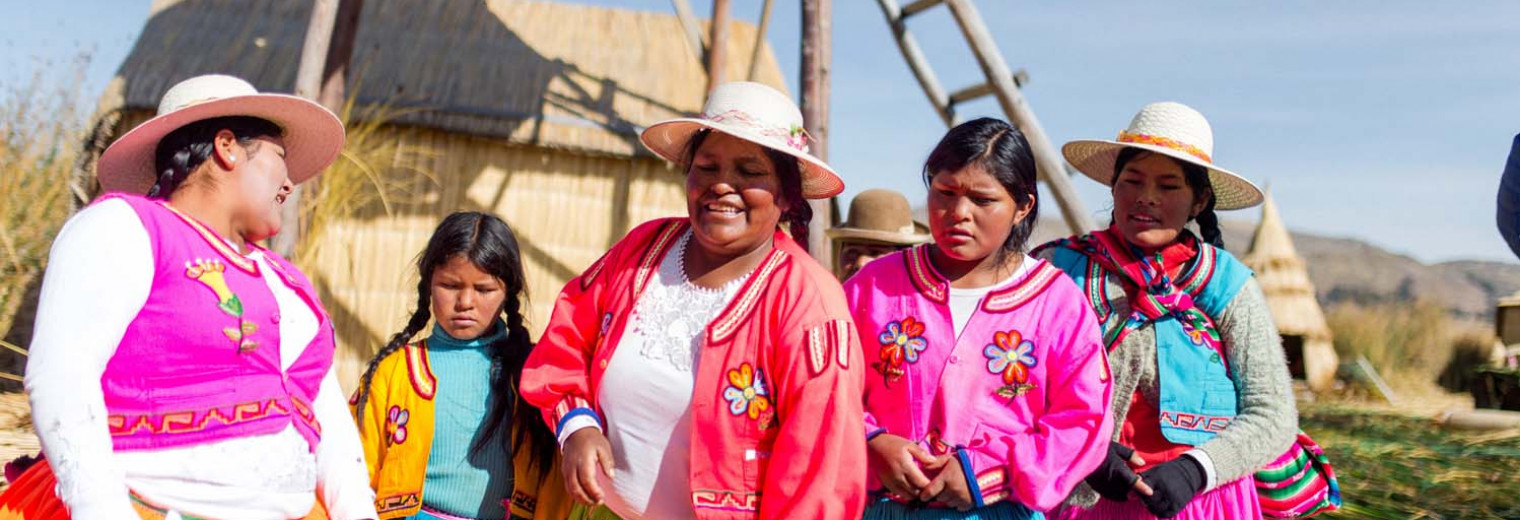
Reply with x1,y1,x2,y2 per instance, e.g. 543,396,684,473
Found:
0,75,375,520
1034,102,1297,519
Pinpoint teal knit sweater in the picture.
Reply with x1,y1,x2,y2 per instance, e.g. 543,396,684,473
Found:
411,321,514,520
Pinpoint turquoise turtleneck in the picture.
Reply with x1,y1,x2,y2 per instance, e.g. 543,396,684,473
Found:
412,320,513,520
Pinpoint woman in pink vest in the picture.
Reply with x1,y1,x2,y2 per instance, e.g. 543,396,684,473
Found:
1,75,376,520
845,118,1114,520
520,82,867,520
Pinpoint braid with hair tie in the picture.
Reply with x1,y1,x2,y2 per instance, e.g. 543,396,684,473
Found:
353,278,432,425
1194,196,1224,248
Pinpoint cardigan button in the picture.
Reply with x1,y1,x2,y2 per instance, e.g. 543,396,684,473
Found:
271,313,281,324
599,359,608,369
949,355,960,364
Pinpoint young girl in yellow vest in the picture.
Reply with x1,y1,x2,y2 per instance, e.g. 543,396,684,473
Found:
351,212,569,520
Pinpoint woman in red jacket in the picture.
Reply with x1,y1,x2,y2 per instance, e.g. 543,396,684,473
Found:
520,82,867,520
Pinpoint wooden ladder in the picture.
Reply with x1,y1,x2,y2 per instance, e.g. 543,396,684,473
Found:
876,0,1095,233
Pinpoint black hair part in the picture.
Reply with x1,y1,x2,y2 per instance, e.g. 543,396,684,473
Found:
1112,147,1223,248
148,116,283,199
681,129,812,245
921,117,1040,267
352,212,556,479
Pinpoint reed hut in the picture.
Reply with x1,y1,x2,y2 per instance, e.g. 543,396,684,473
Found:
85,0,787,389
1242,192,1339,392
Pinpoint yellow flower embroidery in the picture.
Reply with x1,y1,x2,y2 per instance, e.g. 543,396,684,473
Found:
185,258,243,317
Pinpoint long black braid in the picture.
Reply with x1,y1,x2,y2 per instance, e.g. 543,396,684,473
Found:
149,116,281,199
352,212,556,478
1113,147,1224,248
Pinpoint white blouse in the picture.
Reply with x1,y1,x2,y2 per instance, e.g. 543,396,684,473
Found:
578,231,747,520
23,199,375,520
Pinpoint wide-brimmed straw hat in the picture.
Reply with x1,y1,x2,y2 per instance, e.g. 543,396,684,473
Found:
97,74,345,195
826,189,931,245
640,82,844,199
1062,101,1263,210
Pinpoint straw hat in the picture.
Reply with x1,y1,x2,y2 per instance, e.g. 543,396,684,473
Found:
640,82,844,199
1062,101,1263,210
97,74,345,195
826,189,931,245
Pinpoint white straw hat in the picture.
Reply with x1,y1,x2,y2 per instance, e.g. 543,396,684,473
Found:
97,74,345,195
1062,101,1263,210
640,82,843,199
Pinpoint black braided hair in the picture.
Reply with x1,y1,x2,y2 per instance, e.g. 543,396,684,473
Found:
352,212,556,478
1112,147,1224,248
148,116,281,199
680,129,812,245
920,117,1040,268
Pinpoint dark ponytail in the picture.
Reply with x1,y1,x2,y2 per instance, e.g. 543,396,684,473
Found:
353,212,556,479
149,116,281,199
681,129,813,244
1112,147,1224,248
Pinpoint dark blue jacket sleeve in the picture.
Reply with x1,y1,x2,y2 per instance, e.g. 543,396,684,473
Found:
1499,134,1520,259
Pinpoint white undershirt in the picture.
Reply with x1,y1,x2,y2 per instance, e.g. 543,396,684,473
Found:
591,232,747,520
946,254,1035,338
24,199,376,520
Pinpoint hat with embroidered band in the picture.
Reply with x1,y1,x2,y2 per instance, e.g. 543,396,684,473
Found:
640,81,844,200
1062,101,1263,210
97,74,345,195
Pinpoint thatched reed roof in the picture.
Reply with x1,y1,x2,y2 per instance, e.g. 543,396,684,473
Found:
1243,192,1331,338
106,0,786,158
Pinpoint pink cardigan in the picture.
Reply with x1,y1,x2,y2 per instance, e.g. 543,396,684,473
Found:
843,245,1113,511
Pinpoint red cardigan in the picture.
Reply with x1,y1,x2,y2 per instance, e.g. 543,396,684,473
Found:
522,218,867,520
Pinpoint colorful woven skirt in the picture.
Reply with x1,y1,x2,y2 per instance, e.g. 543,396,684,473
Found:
0,461,328,520
1050,477,1261,520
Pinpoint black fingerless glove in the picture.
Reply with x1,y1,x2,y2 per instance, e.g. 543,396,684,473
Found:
1084,442,1140,502
1136,454,1206,519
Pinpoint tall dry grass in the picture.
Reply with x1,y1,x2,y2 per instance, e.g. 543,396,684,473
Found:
293,98,430,268
1327,299,1498,391
0,63,88,339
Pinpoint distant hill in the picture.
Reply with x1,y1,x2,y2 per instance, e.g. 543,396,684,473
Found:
915,212,1520,320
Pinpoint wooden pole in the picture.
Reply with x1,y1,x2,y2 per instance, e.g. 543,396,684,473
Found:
800,0,834,264
274,0,362,258
317,0,364,113
943,0,1095,234
746,0,775,81
670,0,709,65
706,0,731,93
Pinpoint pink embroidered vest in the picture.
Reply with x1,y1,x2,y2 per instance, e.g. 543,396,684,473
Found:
99,194,332,452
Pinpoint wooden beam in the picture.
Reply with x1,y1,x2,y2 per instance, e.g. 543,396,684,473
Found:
707,0,731,93
875,0,955,126
801,0,834,264
899,0,943,18
275,0,343,258
746,0,775,81
943,0,1095,234
671,0,709,68
316,0,364,114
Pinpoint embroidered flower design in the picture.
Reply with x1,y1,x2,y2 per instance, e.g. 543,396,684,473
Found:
185,258,244,316
722,363,773,428
222,320,259,354
872,317,927,386
983,330,1038,400
386,405,409,445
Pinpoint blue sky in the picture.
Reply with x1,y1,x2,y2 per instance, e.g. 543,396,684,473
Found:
5,1,1518,264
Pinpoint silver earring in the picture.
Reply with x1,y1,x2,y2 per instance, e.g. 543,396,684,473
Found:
228,156,236,163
